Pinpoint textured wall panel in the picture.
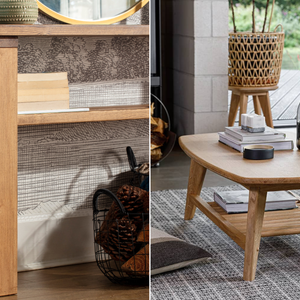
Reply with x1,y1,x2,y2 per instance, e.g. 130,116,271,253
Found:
18,36,149,84
18,119,149,213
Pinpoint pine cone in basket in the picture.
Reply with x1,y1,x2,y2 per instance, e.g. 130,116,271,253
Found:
97,215,138,262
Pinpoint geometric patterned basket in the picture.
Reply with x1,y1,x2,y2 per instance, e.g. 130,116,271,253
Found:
228,25,285,87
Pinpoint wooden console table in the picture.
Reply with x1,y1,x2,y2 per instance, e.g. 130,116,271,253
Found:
0,24,149,297
179,133,300,281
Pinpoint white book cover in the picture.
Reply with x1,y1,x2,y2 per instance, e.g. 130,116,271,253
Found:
224,126,286,142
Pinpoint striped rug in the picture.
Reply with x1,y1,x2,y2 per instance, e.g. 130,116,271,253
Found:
151,186,300,300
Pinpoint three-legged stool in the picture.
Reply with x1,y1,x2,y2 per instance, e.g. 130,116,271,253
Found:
228,86,278,128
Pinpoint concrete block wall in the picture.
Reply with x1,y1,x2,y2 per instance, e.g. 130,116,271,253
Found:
162,0,229,136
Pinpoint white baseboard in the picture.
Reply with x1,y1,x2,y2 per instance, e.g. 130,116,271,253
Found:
18,203,96,272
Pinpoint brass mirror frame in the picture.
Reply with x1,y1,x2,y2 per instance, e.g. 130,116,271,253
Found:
37,0,149,24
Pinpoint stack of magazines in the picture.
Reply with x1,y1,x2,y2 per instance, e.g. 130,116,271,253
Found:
214,190,298,214
218,126,294,152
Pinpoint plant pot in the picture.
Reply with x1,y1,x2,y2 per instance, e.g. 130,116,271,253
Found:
228,28,285,87
0,0,38,24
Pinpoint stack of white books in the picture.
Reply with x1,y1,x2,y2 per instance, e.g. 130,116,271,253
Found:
214,190,298,214
218,126,294,152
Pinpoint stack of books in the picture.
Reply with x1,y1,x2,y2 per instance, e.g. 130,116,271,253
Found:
218,126,294,152
214,190,298,214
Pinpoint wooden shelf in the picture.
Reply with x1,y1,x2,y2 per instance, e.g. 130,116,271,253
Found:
209,201,300,239
0,25,149,36
18,105,149,126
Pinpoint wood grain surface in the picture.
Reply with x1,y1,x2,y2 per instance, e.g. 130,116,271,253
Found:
0,25,149,36
179,133,300,186
0,45,18,296
18,105,149,126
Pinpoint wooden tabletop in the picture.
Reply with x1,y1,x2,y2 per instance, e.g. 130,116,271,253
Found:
179,133,300,187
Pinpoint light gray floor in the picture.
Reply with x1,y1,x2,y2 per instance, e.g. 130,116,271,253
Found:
151,127,296,191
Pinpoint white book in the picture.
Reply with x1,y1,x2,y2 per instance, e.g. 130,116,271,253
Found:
214,190,298,214
224,126,286,142
18,108,90,115
218,132,294,152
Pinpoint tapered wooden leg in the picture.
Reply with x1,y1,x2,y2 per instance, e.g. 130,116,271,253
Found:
259,93,273,128
243,188,267,281
228,93,240,127
239,93,248,126
253,95,261,115
0,38,18,296
184,160,206,220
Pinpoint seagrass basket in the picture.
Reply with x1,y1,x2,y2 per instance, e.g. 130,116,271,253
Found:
228,25,285,87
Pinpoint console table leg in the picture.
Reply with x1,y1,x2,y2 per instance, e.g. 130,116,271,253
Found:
0,38,18,297
243,188,267,281
184,160,206,220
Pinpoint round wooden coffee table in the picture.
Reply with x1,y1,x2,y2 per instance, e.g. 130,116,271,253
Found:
179,133,300,281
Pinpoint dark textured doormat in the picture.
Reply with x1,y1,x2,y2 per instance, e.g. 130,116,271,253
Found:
151,186,300,300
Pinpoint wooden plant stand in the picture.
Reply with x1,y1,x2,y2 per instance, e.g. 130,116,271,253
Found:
179,133,300,281
228,86,278,128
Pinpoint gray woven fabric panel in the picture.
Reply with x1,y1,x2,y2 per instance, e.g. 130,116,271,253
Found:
18,119,149,212
37,3,149,25
69,79,149,108
152,187,300,300
18,36,149,84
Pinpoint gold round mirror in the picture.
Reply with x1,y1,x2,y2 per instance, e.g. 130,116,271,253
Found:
37,0,149,24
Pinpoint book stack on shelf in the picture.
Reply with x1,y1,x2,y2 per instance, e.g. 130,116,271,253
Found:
214,190,298,214
218,126,294,152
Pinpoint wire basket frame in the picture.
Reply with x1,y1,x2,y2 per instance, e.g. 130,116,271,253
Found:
93,188,149,284
228,26,285,87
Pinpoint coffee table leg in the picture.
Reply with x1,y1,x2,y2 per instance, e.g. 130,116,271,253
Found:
184,160,207,220
243,188,267,281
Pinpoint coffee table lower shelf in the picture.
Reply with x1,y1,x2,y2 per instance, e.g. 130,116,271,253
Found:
190,194,300,250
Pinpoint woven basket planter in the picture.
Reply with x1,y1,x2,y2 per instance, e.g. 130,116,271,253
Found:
228,25,285,87
0,0,38,24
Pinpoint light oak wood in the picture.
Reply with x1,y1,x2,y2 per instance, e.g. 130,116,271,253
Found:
253,95,261,115
0,25,149,36
184,160,206,220
18,105,149,126
191,195,246,249
0,42,18,297
228,86,277,127
179,132,300,281
179,133,300,186
0,37,18,48
243,188,267,281
228,94,240,127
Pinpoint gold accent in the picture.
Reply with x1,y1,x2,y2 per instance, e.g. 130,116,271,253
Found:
37,0,149,25
243,145,274,150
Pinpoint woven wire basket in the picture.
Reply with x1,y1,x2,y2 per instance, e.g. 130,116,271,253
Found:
228,25,285,87
93,188,149,284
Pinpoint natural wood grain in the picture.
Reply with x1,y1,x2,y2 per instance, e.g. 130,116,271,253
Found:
0,44,18,297
228,93,240,126
239,94,248,125
18,105,149,126
259,93,274,128
191,195,246,249
243,188,267,281
253,95,262,115
179,133,300,186
0,25,149,36
0,263,149,300
184,160,206,220
18,100,69,112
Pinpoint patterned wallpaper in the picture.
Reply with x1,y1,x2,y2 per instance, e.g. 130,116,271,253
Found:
18,5,149,214
18,119,149,213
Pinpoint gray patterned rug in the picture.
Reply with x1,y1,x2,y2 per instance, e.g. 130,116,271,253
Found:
151,186,300,300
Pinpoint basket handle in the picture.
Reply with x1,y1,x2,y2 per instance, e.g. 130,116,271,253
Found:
151,93,171,131
126,146,138,172
93,188,126,215
273,24,283,32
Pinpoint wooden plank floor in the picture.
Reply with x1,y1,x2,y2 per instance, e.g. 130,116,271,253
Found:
228,69,300,126
0,263,149,300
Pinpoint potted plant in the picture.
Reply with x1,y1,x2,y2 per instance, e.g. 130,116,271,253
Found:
228,0,285,87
